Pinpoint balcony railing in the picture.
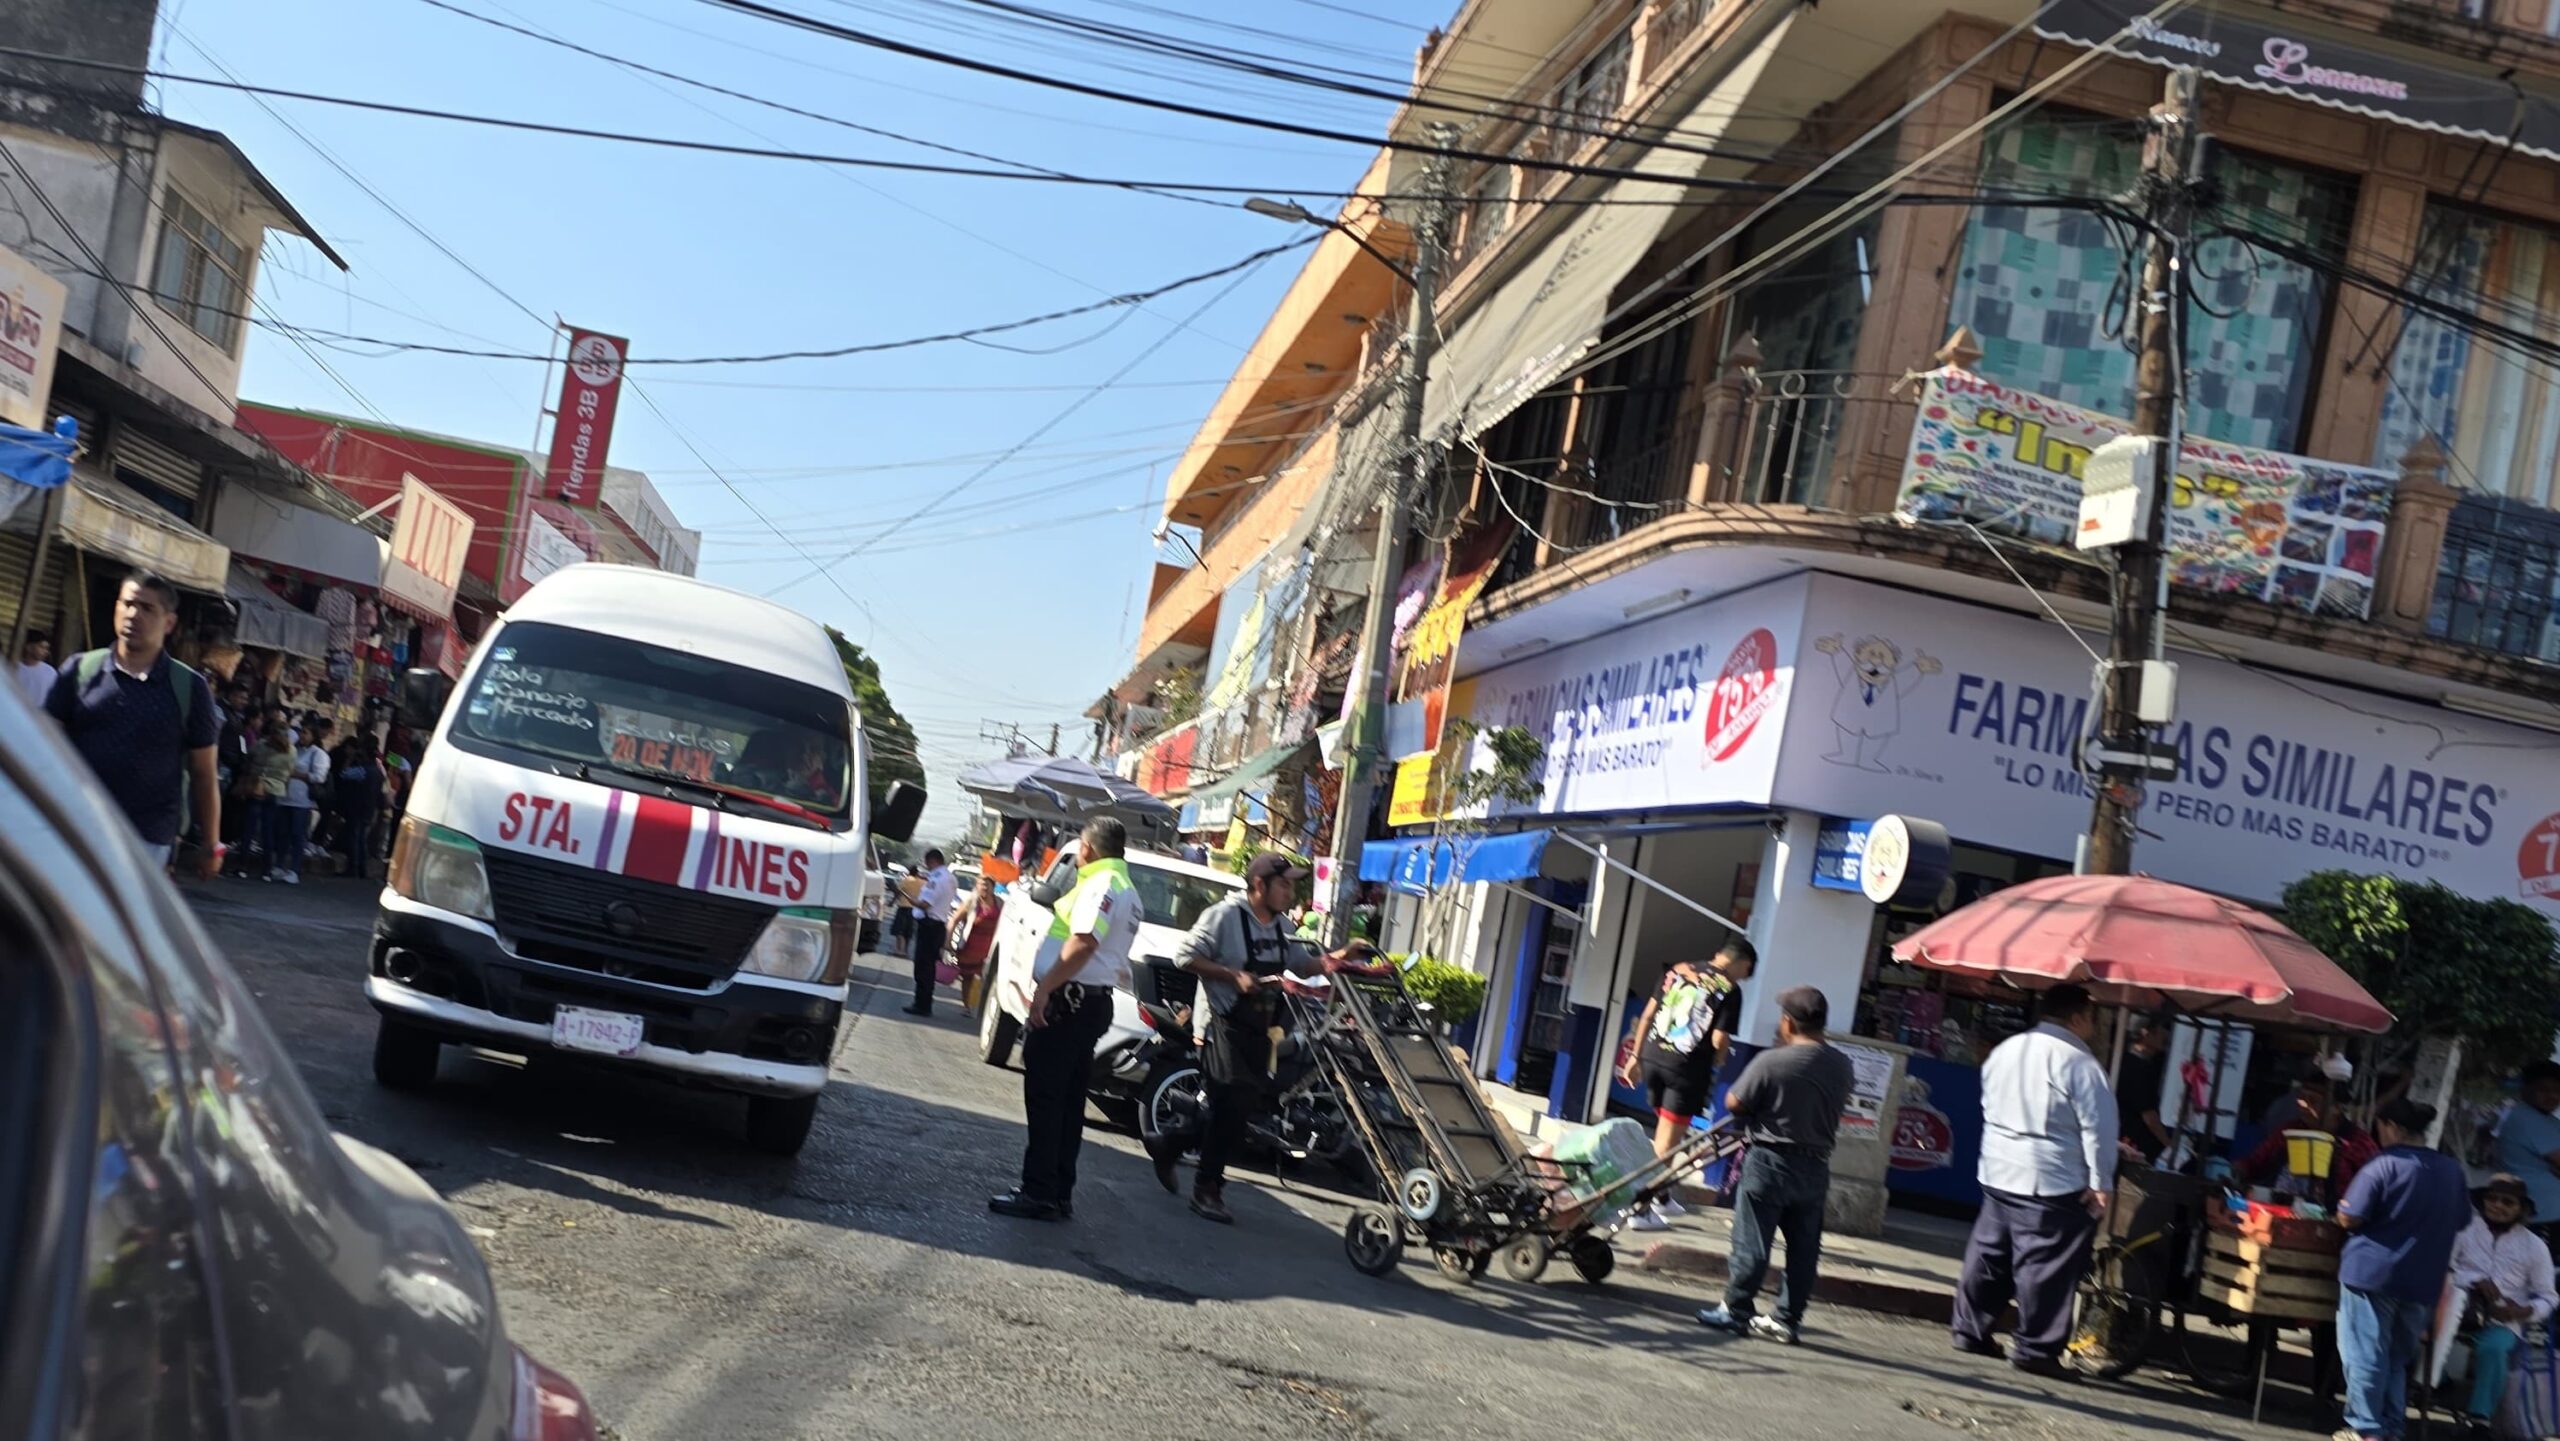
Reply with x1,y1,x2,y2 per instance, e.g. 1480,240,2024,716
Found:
1642,0,1709,79
2432,494,2560,662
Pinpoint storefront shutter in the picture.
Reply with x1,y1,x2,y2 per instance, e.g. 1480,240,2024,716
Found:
0,527,74,644
111,424,205,504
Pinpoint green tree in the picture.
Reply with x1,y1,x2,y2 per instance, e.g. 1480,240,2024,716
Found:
825,627,926,811
2281,870,2560,1082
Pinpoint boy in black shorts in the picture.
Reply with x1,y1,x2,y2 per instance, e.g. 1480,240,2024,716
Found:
1616,936,1756,1229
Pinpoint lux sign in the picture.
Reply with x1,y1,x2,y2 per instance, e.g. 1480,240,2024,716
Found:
383,474,474,619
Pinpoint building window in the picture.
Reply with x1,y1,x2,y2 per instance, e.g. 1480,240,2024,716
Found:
151,191,247,353
2375,205,2560,506
1947,113,2348,453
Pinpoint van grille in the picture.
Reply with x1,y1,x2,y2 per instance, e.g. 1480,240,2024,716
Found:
481,848,773,985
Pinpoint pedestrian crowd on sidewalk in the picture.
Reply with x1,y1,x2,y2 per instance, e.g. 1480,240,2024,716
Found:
25,568,421,886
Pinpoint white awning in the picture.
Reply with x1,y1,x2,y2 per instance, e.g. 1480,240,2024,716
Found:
1421,11,1805,445
210,487,383,589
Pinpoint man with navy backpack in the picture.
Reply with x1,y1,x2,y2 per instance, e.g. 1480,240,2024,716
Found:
43,571,221,876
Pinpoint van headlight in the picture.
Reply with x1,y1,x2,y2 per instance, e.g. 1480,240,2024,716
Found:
388,816,494,921
741,907,852,984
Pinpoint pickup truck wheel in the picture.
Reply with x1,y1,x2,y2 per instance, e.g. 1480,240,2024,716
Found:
746,1093,820,1156
372,1018,440,1090
977,969,1019,1068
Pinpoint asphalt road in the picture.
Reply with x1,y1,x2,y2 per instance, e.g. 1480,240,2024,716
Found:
189,878,2306,1441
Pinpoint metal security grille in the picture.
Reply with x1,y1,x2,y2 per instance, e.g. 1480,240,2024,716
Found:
111,423,204,504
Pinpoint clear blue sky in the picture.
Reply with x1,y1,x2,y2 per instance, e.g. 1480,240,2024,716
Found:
164,0,1451,839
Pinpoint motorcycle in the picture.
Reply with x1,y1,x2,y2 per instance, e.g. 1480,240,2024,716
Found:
1137,974,1364,1182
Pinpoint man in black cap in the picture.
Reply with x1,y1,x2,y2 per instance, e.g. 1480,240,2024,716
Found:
1172,851,1381,1223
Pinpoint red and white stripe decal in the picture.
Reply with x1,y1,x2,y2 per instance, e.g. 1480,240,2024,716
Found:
621,794,697,886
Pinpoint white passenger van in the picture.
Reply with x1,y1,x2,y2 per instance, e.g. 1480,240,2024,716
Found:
366,565,923,1155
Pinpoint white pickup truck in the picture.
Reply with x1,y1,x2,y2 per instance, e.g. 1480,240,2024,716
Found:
972,846,1240,1124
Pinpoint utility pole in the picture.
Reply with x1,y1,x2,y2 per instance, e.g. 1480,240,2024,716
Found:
1325,122,1460,946
2083,69,2202,875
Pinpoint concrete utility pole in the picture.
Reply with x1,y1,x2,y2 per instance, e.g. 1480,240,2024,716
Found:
2083,69,2203,875
1325,121,1460,946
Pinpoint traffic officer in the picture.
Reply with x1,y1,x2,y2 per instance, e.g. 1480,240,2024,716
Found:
1172,853,1381,1224
989,817,1142,1222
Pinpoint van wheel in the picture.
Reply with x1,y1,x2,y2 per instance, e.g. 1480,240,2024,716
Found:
372,1019,440,1090
746,1093,820,1156
977,967,1019,1067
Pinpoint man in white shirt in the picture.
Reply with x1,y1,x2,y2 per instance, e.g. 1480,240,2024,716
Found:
901,848,959,1017
990,818,1143,1222
2450,1173,2557,1430
1951,983,2118,1378
13,634,56,709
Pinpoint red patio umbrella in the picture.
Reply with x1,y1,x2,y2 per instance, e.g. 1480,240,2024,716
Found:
1889,873,2392,1034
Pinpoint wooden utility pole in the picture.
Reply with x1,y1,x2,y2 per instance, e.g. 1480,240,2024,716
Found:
2084,69,2202,875
1323,123,1461,944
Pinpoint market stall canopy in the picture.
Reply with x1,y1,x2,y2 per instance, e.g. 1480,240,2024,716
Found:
1889,874,2392,1034
956,753,1178,842
209,489,383,589
223,566,326,659
1360,830,1551,895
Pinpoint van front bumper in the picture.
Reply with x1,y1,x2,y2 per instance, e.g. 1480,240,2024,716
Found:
369,895,838,1098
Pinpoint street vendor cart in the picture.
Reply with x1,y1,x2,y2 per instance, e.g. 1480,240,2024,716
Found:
1890,873,2393,1411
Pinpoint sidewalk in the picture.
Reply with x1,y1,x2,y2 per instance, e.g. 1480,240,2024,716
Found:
1635,1200,1973,1322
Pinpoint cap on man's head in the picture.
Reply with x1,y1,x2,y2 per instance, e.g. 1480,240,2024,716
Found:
1245,852,1309,886
1776,985,1829,1033
2484,1173,2532,1205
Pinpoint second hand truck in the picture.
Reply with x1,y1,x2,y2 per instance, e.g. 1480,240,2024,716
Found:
1304,968,1744,1285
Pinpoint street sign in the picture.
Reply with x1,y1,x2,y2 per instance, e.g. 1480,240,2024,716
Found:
2081,739,2182,779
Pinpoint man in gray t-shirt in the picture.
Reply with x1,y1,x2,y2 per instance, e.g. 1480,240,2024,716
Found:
1696,986,1856,1345
1172,853,1379,1224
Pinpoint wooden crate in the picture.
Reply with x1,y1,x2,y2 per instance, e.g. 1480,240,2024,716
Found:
2201,1229,2339,1322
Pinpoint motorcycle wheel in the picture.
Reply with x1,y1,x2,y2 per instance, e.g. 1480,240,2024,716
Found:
1432,1246,1488,1285
1499,1238,1549,1284
1140,1065,1204,1147
1343,1208,1405,1277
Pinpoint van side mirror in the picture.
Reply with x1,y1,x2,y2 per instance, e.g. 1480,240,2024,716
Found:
395,668,452,731
873,780,925,843
1028,853,1077,908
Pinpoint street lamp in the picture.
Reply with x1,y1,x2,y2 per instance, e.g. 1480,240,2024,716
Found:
1242,196,1422,291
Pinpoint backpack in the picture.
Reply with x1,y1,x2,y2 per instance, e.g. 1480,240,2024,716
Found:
71,649,198,730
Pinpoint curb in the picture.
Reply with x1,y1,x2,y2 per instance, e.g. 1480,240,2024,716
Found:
1639,1241,1958,1324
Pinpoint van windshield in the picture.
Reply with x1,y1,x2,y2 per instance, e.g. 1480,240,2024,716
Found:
454,620,853,818
1128,865,1235,932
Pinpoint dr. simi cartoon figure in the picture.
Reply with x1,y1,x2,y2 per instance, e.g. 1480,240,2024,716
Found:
1815,633,1940,772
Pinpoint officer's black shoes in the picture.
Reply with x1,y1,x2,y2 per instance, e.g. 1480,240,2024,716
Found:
988,1190,1063,1221
1189,1187,1233,1225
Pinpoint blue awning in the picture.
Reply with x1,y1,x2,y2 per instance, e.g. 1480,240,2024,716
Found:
1358,829,1553,894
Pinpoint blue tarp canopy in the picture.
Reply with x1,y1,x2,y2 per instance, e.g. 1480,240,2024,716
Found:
0,420,73,491
1358,829,1553,895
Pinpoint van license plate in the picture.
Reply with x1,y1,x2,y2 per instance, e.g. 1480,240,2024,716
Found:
552,1006,646,1057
